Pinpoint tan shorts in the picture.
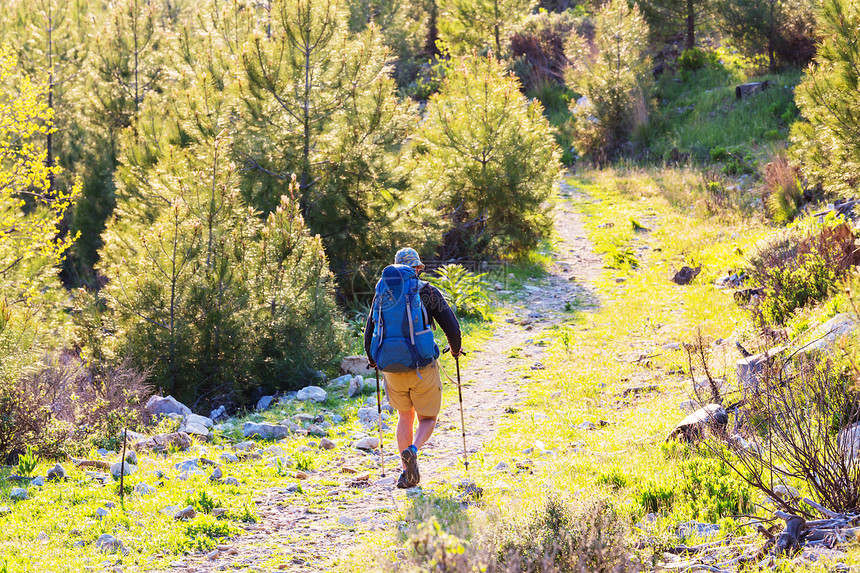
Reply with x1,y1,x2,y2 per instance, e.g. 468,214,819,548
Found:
383,360,442,418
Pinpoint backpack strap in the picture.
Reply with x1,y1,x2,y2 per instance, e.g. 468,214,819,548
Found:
404,278,421,373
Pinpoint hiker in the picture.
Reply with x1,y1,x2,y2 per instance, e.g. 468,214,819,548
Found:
365,248,462,489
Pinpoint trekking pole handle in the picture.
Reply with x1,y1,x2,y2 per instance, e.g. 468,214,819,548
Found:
442,346,467,356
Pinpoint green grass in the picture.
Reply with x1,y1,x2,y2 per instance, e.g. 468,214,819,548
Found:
647,62,802,163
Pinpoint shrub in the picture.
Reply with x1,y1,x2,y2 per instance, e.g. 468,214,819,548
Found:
399,495,638,572
509,10,582,91
637,480,675,514
425,265,492,320
413,54,560,259
746,218,860,324
495,496,637,572
565,0,652,160
0,355,150,459
762,150,804,224
677,47,714,75
704,356,860,514
16,447,38,477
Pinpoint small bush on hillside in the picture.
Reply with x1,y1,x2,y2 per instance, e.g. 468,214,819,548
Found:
399,496,639,572
704,356,860,514
677,48,717,77
426,265,492,320
0,356,150,459
763,150,804,224
495,496,638,572
746,218,860,325
16,447,37,477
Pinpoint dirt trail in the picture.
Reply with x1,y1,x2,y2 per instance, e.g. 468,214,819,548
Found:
164,181,603,573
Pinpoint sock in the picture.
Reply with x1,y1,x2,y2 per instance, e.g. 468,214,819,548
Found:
408,444,417,455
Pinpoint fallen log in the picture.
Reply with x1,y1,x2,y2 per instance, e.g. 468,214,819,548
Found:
774,510,806,555
735,81,771,99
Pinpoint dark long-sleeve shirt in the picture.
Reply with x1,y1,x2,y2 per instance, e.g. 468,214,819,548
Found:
364,282,462,359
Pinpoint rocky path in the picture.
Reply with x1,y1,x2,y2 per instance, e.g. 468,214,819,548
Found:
164,181,602,573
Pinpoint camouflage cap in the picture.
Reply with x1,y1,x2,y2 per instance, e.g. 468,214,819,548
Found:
394,247,424,270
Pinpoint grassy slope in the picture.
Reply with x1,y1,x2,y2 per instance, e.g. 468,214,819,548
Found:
342,166,859,571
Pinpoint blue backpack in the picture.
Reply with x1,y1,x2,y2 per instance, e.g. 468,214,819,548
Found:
370,264,439,373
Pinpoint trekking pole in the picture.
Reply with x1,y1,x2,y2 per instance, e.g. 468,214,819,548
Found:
444,347,470,473
375,366,385,478
454,354,469,473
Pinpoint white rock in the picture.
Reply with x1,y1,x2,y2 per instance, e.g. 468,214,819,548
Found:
330,374,353,386
338,515,356,526
347,376,364,398
30,476,45,487
220,452,239,463
296,386,327,403
355,436,379,450
576,421,597,431
210,405,227,420
46,463,66,481
802,313,857,354
95,534,127,554
10,488,27,501
95,507,110,519
174,506,197,520
224,477,240,486
492,462,509,471
773,484,800,499
144,395,191,418
110,462,137,479
340,356,375,377
357,407,379,423
232,441,256,452
319,438,336,450
264,445,287,456
181,414,214,438
134,483,156,496
256,396,275,411
243,422,292,440
838,422,860,463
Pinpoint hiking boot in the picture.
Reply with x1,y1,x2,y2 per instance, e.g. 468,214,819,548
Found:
396,471,417,489
398,447,420,488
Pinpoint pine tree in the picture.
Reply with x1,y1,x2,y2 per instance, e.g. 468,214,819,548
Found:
91,0,165,133
100,137,345,401
239,0,430,279
636,0,710,49
438,0,536,55
413,54,560,258
713,0,815,69
790,0,860,198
